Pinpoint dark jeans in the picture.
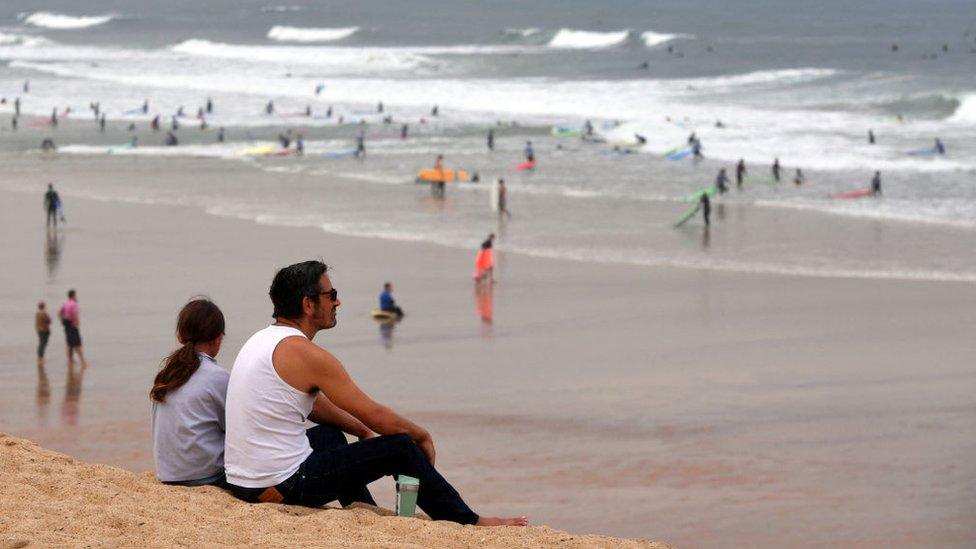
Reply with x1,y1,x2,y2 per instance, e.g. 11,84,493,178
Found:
37,330,50,358
230,426,478,525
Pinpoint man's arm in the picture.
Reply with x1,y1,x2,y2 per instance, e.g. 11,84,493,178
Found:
308,393,374,440
277,338,435,463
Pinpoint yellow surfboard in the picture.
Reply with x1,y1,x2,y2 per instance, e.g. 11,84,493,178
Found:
239,145,274,156
416,168,467,182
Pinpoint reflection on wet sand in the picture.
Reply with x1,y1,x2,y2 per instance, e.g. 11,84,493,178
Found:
61,364,84,427
475,284,494,340
378,319,396,349
45,228,64,277
36,365,50,426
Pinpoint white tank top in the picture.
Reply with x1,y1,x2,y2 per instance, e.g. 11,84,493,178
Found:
224,325,315,488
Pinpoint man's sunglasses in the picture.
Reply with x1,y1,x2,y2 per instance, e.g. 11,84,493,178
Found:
318,288,338,301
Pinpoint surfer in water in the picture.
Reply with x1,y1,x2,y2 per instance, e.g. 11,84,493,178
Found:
431,105,439,116
150,115,160,131
691,138,703,160
687,132,697,145
870,171,882,196
524,141,535,163
487,129,495,151
868,129,875,144
265,100,274,115
217,127,225,143
735,159,747,189
401,124,408,139
772,158,781,182
700,193,711,227
634,134,647,145
715,168,729,194
793,168,805,186
142,99,149,114
165,132,178,146
934,138,945,154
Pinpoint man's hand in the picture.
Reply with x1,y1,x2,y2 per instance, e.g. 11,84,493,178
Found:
416,432,436,465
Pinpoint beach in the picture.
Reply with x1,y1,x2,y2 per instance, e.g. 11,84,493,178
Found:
1,1,975,545
1,156,974,547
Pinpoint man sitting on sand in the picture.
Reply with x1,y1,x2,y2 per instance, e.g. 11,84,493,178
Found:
224,260,527,526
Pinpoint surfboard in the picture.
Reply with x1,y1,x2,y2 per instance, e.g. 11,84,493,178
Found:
744,177,776,185
516,160,536,171
666,148,693,160
417,168,467,182
107,143,135,154
490,179,500,212
239,145,274,156
321,149,356,158
673,203,702,228
906,147,937,156
123,107,144,116
265,149,298,157
371,309,397,320
682,186,719,202
551,125,581,137
834,189,872,199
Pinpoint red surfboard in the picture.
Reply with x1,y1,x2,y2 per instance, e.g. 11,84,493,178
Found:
834,189,872,199
516,160,536,171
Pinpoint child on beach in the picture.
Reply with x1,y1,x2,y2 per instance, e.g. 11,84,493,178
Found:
150,299,229,487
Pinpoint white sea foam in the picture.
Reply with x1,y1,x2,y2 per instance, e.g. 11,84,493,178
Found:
21,12,115,30
260,5,303,13
502,28,541,38
548,29,630,49
949,93,976,123
267,26,359,43
640,30,694,47
0,32,47,47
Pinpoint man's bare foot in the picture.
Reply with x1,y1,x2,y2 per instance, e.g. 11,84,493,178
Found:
476,516,528,527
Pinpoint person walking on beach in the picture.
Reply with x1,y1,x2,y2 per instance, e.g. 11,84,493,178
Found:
59,289,88,368
379,282,404,319
715,168,729,194
735,159,747,189
497,178,511,218
870,171,882,196
772,158,781,182
355,130,366,159
36,301,52,366
474,234,495,285
700,192,711,227
223,261,525,526
44,184,60,229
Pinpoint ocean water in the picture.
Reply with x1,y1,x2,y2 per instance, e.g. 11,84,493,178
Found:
0,0,974,280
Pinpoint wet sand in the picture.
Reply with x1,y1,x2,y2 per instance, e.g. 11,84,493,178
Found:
0,157,974,547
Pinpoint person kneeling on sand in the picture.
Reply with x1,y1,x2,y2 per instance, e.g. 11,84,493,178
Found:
224,261,527,526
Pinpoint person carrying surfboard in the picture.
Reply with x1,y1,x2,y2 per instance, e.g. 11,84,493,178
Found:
735,159,747,189
934,138,945,155
432,155,446,197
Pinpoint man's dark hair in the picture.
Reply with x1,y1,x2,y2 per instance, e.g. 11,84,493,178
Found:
67,289,76,298
269,261,328,319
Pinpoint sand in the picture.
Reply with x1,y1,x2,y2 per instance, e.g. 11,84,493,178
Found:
0,434,667,548
1,155,975,547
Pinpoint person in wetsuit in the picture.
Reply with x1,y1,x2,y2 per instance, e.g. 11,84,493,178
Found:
772,158,781,182
794,168,805,186
691,138,703,159
44,184,60,228
871,171,882,196
735,159,747,189
934,138,945,154
715,168,729,194
355,130,366,159
487,129,494,151
524,141,534,162
700,192,711,227
868,129,875,144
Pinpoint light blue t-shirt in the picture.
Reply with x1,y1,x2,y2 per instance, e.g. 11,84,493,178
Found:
151,353,229,483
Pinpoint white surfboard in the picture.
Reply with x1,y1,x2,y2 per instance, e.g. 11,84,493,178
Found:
490,179,500,212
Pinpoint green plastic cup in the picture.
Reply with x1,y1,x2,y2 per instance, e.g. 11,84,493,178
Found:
396,475,420,517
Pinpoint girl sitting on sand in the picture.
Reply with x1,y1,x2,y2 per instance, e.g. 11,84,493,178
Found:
150,298,229,487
